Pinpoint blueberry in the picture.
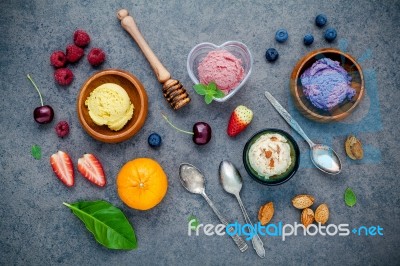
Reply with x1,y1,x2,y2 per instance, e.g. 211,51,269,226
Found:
324,28,337,42
148,133,162,148
315,14,327,27
275,29,288,43
265,48,279,62
303,34,314,45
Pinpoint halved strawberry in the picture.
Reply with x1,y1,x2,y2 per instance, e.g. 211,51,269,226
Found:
50,151,74,187
77,154,106,187
227,105,253,137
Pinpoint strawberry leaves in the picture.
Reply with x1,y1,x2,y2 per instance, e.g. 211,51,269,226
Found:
193,82,225,104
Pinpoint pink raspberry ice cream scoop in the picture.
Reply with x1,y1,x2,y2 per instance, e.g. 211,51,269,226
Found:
198,50,244,93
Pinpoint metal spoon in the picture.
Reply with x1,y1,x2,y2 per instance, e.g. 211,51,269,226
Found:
179,163,248,252
219,161,266,258
264,91,341,174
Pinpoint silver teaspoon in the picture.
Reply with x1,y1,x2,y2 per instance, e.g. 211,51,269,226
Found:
264,91,341,174
219,161,266,258
179,163,248,252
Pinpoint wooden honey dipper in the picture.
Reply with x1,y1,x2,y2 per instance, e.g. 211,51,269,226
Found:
117,9,190,110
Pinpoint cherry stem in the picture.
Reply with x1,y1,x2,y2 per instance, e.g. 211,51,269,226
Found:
162,114,194,135
27,74,44,106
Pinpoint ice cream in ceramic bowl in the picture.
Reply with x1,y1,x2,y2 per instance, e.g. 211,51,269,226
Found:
243,129,300,186
187,41,253,102
77,69,148,143
290,48,364,122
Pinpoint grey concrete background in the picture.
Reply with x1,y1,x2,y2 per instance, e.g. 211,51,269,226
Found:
1,0,399,265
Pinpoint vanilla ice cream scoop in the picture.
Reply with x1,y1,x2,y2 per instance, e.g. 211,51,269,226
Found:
85,83,134,131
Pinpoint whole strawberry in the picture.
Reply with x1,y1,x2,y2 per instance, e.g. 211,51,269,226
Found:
66,44,84,63
227,105,253,137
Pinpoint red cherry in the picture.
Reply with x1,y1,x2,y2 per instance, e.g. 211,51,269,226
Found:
163,114,212,145
27,74,54,124
34,105,54,124
193,122,211,145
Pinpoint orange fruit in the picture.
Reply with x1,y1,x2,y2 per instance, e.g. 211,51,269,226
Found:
116,158,168,210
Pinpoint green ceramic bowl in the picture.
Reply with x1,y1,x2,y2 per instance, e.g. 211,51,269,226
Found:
243,129,300,186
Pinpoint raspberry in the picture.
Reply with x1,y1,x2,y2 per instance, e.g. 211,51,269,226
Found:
55,121,70,138
50,51,67,68
73,29,90,48
87,48,106,66
54,68,74,86
66,44,84,63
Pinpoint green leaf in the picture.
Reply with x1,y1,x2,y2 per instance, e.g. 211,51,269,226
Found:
208,82,217,92
63,200,137,250
188,215,200,231
194,82,226,104
205,93,214,104
344,187,357,207
213,89,225,98
31,145,41,160
193,84,207,95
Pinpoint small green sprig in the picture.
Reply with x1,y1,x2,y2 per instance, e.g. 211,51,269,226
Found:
193,82,225,104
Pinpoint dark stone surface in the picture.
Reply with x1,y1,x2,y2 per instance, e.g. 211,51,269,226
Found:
0,0,399,265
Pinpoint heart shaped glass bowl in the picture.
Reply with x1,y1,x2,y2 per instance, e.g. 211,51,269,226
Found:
77,69,148,143
290,48,364,122
187,41,253,102
243,129,300,186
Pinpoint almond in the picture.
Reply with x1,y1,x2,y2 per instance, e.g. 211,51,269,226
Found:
301,208,314,228
258,202,274,225
315,203,329,224
345,135,363,160
292,194,315,209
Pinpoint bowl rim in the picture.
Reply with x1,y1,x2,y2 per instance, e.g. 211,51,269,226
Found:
243,128,300,186
290,48,365,122
77,68,148,143
186,40,253,102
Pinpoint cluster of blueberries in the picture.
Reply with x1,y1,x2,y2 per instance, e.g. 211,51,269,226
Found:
265,14,337,62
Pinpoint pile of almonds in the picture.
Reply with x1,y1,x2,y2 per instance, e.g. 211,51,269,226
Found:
292,194,329,227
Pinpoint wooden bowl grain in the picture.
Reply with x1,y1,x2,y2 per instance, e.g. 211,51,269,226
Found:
77,69,148,143
290,48,364,122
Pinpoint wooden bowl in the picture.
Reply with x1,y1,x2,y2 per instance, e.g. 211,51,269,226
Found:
77,69,148,143
290,48,364,122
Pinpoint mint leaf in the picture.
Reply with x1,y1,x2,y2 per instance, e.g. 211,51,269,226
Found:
205,94,214,104
208,82,217,92
344,187,357,207
31,145,41,160
193,84,207,95
214,89,225,98
193,82,226,104
188,214,200,231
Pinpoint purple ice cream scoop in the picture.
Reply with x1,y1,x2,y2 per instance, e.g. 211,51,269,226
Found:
300,58,356,111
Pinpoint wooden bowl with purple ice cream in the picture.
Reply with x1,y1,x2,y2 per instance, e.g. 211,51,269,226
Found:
290,48,364,122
